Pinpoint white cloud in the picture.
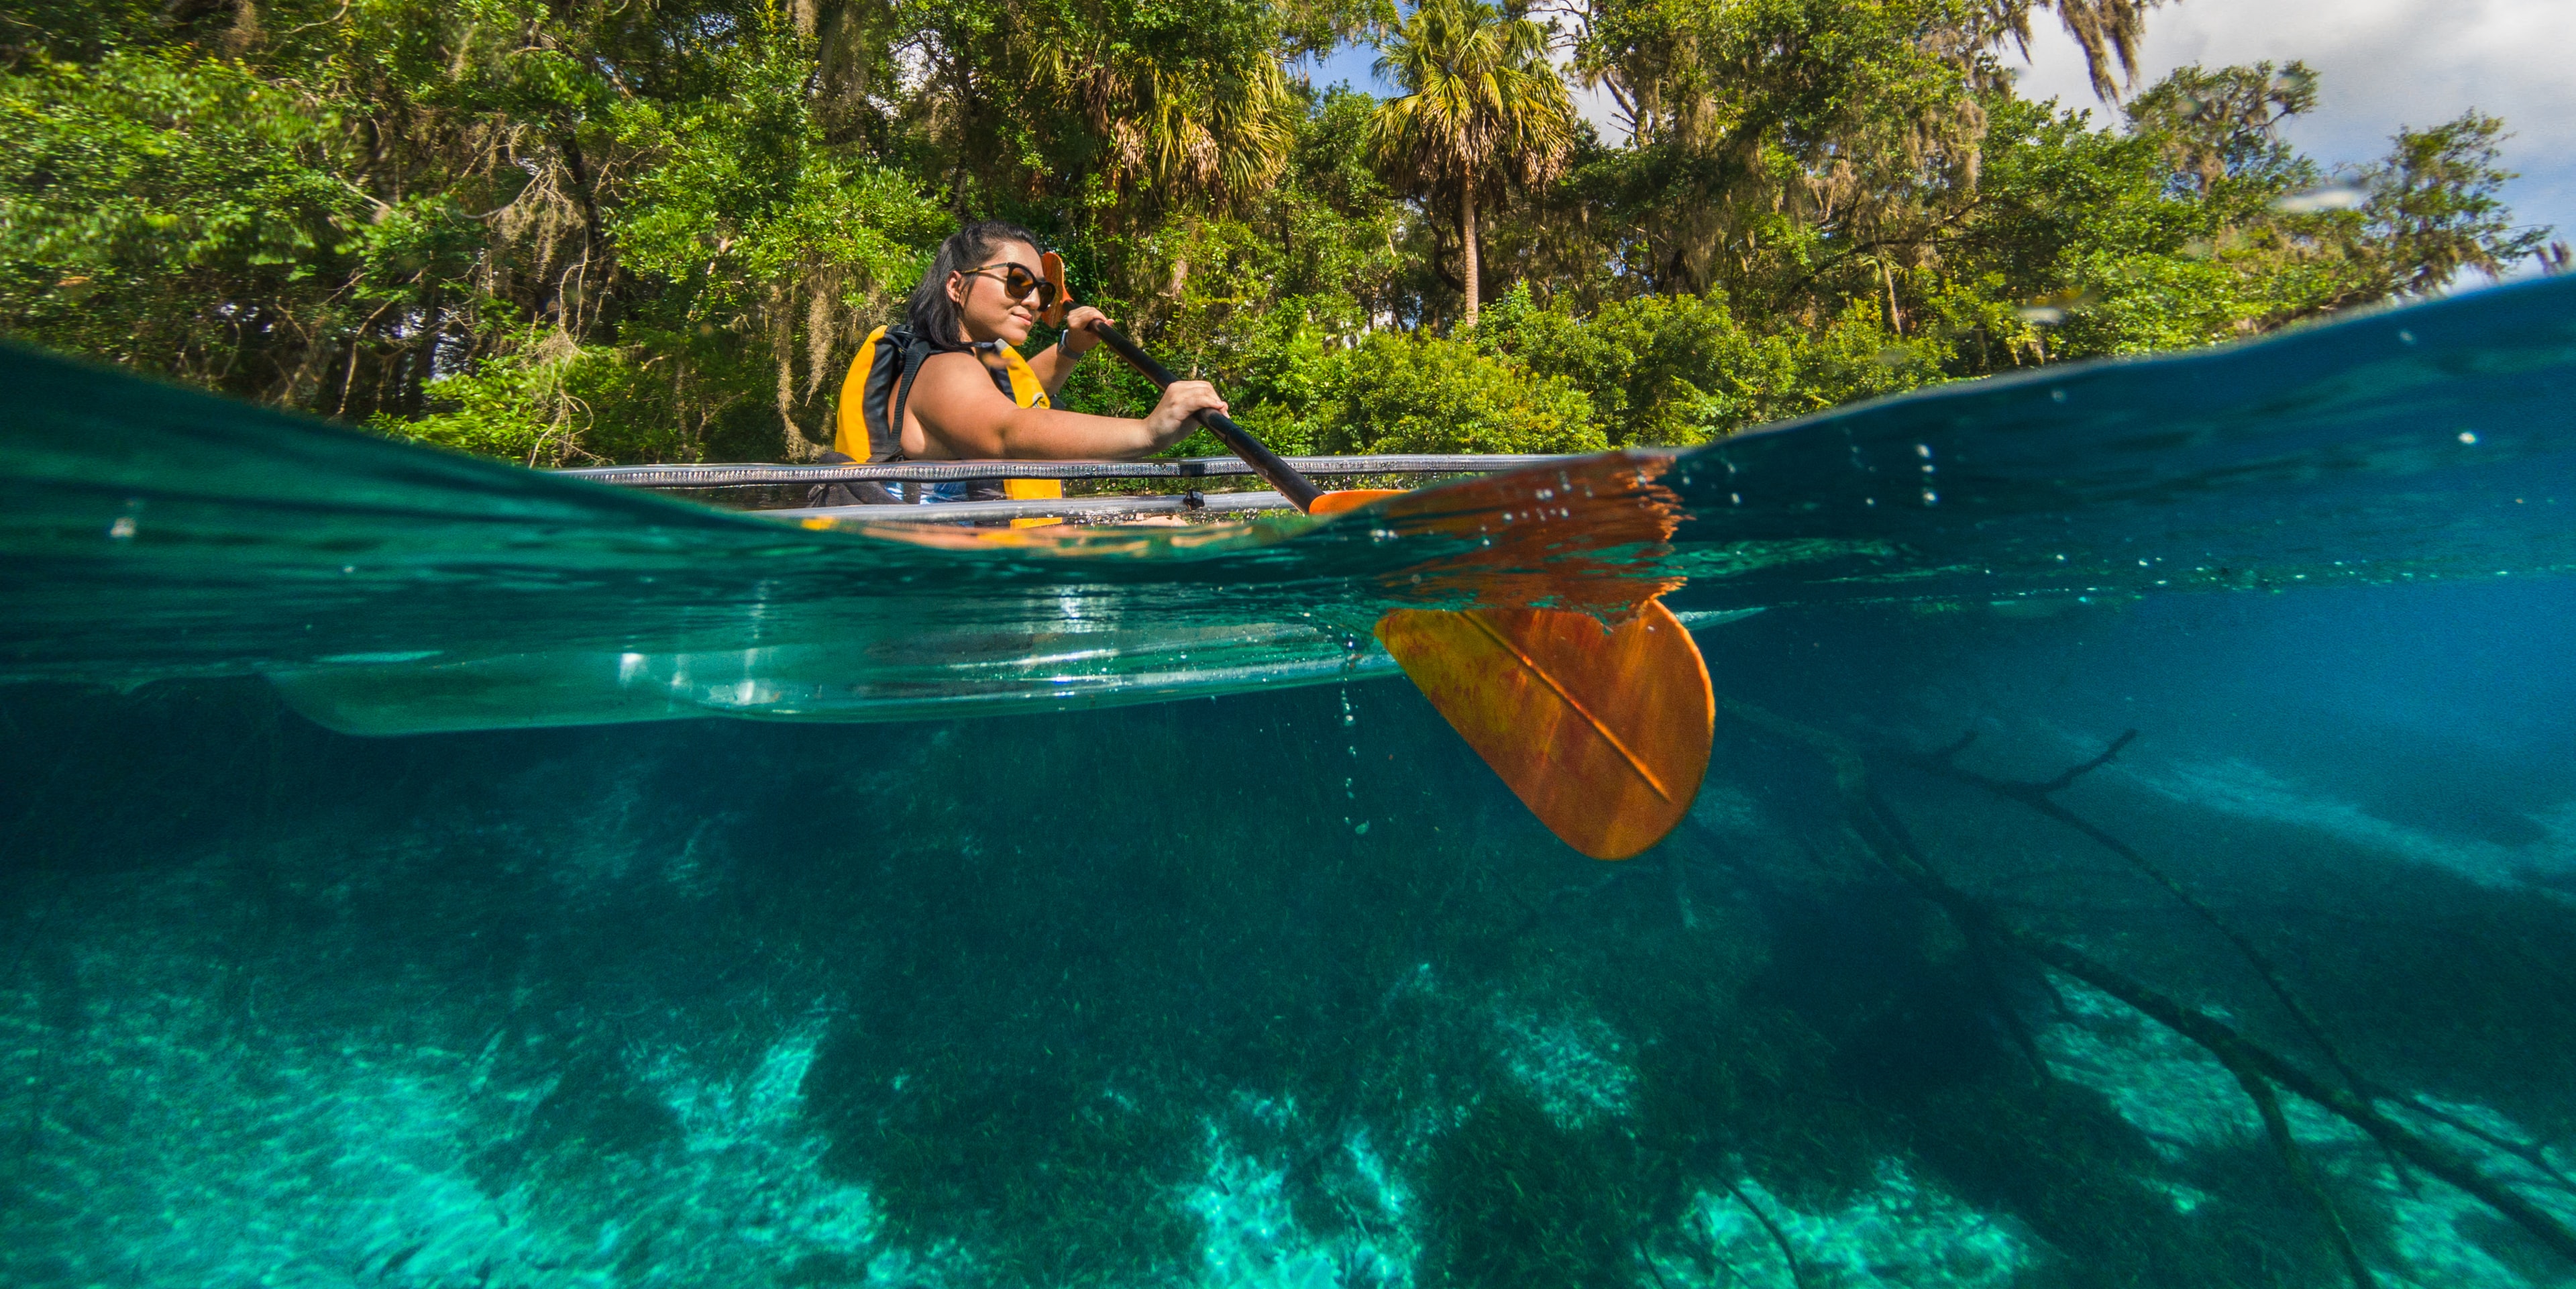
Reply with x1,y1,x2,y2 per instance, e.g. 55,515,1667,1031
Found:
2006,0,2575,248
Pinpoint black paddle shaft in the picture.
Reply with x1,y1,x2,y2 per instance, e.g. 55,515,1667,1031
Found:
1084,320,1323,511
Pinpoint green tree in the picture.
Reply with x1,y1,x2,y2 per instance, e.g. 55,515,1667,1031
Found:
1368,0,1575,326
1925,83,2367,366
2124,60,2317,193
1562,0,2159,321
2363,111,2549,297
1471,282,1942,445
0,0,2556,468
0,51,378,409
1326,328,1604,453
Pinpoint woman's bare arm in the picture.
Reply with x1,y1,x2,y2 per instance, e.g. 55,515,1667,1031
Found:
904,350,1223,461
1024,342,1079,401
1023,307,1111,399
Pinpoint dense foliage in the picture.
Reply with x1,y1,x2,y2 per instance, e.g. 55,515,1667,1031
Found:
0,0,2559,463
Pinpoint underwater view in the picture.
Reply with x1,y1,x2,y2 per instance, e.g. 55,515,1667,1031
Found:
7,274,2576,1288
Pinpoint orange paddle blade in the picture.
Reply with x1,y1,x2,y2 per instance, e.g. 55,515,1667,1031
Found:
1038,250,1069,327
1374,452,1685,619
1309,488,1407,515
1377,599,1713,860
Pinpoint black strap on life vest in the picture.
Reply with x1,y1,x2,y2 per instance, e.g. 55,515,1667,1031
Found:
812,329,1020,507
867,328,1016,464
855,326,926,464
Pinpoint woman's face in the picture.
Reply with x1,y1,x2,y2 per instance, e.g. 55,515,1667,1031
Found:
947,240,1043,346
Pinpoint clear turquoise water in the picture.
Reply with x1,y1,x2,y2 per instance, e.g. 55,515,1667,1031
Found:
5,278,2576,1287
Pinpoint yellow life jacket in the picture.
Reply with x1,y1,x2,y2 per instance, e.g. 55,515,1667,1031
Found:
833,325,1064,503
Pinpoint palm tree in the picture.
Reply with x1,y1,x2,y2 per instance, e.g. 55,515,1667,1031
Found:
1370,0,1576,327
1055,43,1298,217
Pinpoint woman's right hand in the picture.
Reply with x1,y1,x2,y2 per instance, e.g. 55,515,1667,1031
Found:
1142,380,1228,446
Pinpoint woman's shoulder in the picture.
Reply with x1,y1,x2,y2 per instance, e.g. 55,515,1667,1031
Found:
916,347,1011,385
905,347,1012,405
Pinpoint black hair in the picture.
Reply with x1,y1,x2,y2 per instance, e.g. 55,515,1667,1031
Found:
905,220,1045,348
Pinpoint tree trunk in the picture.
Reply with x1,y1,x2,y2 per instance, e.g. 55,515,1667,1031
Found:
1460,178,1481,328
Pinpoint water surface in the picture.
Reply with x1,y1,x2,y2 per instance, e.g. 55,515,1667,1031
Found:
5,279,2576,1287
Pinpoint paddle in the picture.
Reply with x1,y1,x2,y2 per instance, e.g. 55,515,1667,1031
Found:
1079,315,1713,860
1082,319,1328,512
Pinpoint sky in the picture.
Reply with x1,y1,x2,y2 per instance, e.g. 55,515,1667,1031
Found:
1299,0,2575,265
2006,0,2575,263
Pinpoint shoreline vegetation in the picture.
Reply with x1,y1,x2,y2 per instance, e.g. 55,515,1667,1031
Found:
1,0,2561,468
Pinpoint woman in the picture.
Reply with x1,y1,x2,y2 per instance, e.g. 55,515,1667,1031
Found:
823,221,1226,505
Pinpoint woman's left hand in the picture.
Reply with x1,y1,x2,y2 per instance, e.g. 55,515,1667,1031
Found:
1061,305,1112,357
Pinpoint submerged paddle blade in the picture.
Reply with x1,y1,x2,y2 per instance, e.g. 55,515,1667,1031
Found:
1378,601,1713,860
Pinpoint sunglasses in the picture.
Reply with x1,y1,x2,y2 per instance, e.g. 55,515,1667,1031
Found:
959,262,1063,311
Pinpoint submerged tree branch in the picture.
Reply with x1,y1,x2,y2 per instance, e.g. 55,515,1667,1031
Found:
1715,1172,1811,1289
2231,1060,2379,1289
1711,696,2576,1273
1896,729,2380,1118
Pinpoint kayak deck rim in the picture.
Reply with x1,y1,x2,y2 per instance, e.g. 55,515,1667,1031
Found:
556,453,1591,488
